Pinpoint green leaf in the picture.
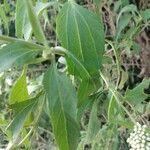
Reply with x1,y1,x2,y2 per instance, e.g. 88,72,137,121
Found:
108,96,118,122
15,0,27,38
140,9,150,21
118,4,138,18
56,1,104,107
56,1,104,77
93,0,102,6
24,1,54,40
43,64,80,150
121,0,129,7
26,0,46,44
86,100,101,142
9,67,30,104
63,50,99,107
0,41,43,72
7,98,37,141
10,97,37,115
0,5,9,35
124,79,150,104
116,14,132,39
118,70,128,89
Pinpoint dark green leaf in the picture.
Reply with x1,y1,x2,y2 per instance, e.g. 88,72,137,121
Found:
0,41,43,72
56,1,104,77
43,64,80,150
7,99,37,141
56,1,104,107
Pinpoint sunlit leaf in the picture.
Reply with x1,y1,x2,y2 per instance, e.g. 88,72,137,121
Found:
9,67,30,104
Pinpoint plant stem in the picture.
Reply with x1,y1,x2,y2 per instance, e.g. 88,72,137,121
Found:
100,71,136,124
0,35,45,49
106,40,121,89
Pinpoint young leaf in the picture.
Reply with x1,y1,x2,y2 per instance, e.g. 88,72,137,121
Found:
86,100,101,142
26,0,46,44
7,98,37,142
0,5,9,34
124,79,150,104
0,41,43,72
9,67,30,104
140,9,150,21
24,1,54,40
56,1,104,78
116,14,132,39
43,64,80,150
108,95,122,123
15,0,27,38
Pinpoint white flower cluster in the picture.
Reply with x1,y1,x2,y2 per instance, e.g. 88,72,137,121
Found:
127,122,150,150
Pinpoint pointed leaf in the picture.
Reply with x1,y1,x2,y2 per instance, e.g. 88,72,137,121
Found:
9,67,30,104
26,0,46,43
56,1,104,78
15,0,27,38
24,1,54,40
86,100,101,142
0,5,9,34
56,1,104,107
43,64,80,150
0,41,43,72
124,79,150,104
116,14,132,39
7,98,37,141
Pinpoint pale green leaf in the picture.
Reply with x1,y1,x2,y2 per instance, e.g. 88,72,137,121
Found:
140,9,150,21
93,0,102,7
116,14,132,39
9,67,30,104
108,96,118,122
121,0,129,6
26,0,46,43
24,1,54,40
0,4,9,34
118,70,128,89
43,64,80,150
86,100,101,142
15,0,27,38
124,79,150,104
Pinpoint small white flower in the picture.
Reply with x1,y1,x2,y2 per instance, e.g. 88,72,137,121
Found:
146,137,150,141
127,122,150,150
